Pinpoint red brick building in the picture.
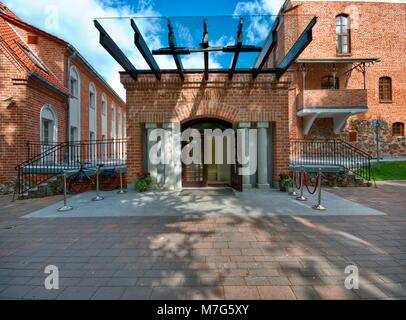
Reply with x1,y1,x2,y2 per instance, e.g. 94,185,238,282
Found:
0,3,126,185
285,0,406,156
115,0,405,190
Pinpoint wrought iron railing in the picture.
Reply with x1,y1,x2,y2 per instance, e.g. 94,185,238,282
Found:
14,139,126,198
290,139,372,181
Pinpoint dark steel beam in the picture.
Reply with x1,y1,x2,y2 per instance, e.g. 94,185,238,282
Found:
152,45,261,55
201,17,209,80
228,17,243,80
252,17,279,79
121,68,280,75
276,17,317,76
130,19,161,80
94,20,137,80
167,18,184,81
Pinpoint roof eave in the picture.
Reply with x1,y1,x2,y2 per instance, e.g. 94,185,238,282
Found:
27,71,70,97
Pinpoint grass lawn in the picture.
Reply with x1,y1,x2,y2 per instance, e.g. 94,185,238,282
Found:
371,161,406,180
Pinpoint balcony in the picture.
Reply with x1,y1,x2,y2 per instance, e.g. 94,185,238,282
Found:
297,89,368,134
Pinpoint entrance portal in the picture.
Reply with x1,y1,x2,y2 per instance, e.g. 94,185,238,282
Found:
181,118,240,189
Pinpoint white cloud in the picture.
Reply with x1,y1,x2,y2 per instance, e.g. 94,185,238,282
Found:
233,0,284,44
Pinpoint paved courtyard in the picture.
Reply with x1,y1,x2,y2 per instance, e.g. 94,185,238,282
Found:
0,182,406,300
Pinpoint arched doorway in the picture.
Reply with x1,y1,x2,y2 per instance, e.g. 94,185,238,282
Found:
181,118,240,189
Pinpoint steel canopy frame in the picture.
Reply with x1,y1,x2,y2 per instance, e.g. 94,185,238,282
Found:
276,17,318,76
201,17,209,80
130,19,161,80
95,15,318,81
228,17,243,80
167,18,185,81
252,17,280,79
94,20,137,80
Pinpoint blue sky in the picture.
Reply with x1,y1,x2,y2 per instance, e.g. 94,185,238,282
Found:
3,0,285,99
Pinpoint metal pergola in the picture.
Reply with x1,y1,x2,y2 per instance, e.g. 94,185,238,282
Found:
94,15,317,80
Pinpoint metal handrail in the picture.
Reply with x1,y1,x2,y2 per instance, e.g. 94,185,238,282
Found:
14,139,127,198
290,138,371,181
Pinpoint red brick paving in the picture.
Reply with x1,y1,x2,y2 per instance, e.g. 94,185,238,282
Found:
1,182,406,300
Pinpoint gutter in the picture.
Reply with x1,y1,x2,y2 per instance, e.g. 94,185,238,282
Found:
67,44,125,105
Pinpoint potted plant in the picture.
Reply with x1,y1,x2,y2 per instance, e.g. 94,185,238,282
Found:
279,173,292,192
133,172,152,192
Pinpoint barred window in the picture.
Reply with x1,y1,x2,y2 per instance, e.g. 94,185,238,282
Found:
392,122,404,136
336,14,350,54
379,77,392,102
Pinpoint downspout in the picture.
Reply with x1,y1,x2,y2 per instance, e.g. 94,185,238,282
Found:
66,50,77,140
66,49,76,161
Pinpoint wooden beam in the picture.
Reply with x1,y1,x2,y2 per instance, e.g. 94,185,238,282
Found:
130,19,160,80
228,17,243,80
94,20,137,80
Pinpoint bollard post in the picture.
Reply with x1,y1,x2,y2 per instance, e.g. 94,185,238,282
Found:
296,165,307,201
57,173,73,212
312,167,326,211
92,166,104,201
289,164,299,196
117,163,127,194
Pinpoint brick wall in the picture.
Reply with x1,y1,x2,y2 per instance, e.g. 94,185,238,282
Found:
121,73,291,184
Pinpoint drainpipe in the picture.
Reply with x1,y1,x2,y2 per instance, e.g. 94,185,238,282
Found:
66,50,77,160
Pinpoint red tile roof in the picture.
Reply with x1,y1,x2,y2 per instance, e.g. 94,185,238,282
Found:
0,3,70,95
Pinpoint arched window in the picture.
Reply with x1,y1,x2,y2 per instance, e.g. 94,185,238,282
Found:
40,105,57,144
336,14,350,54
321,75,339,89
379,77,392,102
69,66,80,142
392,122,404,136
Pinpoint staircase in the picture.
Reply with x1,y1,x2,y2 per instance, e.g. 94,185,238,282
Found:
14,139,126,200
290,138,372,182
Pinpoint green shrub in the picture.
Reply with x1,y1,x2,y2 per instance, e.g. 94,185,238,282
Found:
134,173,152,192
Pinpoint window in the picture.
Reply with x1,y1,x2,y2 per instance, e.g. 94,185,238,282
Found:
321,76,339,89
89,83,96,109
101,94,107,115
392,122,404,136
336,14,350,54
40,105,57,144
379,77,392,102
